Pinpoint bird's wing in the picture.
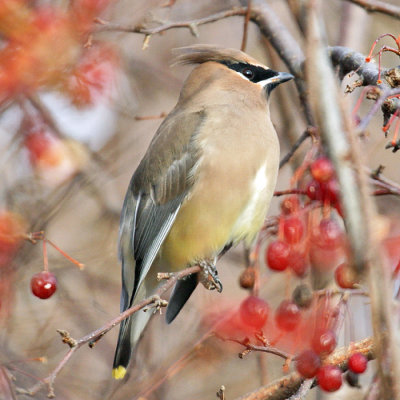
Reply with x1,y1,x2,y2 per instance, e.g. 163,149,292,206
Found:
119,108,205,312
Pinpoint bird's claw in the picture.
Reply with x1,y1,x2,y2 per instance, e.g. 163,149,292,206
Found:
199,261,223,293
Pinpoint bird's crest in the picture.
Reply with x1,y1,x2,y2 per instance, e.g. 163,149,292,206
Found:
172,45,265,68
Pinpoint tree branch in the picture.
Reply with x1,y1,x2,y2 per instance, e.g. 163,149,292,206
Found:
235,337,374,400
343,0,400,20
306,2,400,398
17,265,201,398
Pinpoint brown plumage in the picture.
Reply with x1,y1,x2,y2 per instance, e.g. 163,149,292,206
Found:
112,45,293,380
172,44,265,67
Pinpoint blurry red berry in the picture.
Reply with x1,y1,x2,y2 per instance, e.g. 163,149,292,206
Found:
306,179,323,201
317,365,342,392
283,216,304,244
335,263,358,289
280,195,300,215
310,157,335,183
266,240,290,271
24,129,53,165
275,300,301,331
239,296,269,329
288,250,308,277
31,271,57,299
296,349,321,378
66,45,118,106
321,178,340,205
312,329,336,355
315,219,343,250
0,211,26,267
348,353,368,374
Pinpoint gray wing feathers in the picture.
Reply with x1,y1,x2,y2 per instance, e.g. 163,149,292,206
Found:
119,110,205,311
118,189,138,312
133,193,185,292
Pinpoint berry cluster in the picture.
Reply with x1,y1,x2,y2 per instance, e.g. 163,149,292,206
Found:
264,156,360,289
296,350,368,392
233,156,371,393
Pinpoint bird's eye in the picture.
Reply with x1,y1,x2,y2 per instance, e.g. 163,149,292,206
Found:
242,68,255,80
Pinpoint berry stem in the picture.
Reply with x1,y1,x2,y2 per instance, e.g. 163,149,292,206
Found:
45,238,85,270
43,239,49,272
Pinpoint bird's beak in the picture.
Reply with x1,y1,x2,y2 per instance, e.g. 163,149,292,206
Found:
273,71,294,84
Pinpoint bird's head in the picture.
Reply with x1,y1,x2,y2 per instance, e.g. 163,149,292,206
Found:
173,45,294,96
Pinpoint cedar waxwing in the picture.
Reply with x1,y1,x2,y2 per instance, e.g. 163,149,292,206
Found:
112,45,293,379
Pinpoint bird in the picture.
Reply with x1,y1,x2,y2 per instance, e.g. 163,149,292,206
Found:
112,45,293,380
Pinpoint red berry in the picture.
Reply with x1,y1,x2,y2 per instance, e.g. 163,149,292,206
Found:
335,263,358,289
315,219,343,250
280,195,300,215
24,130,53,165
317,365,342,392
306,179,323,201
31,271,57,299
312,329,337,355
266,240,290,271
275,300,301,331
310,157,335,183
296,349,321,378
283,216,304,244
348,353,368,374
239,296,269,329
288,250,308,277
321,178,340,204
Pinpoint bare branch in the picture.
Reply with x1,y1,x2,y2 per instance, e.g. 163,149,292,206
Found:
95,8,248,36
279,129,313,168
306,2,400,398
343,0,400,20
17,265,201,398
241,0,252,51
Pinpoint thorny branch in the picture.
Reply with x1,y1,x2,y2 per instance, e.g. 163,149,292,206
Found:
16,265,201,398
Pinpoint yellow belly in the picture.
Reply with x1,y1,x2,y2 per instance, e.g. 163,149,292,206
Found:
160,160,275,270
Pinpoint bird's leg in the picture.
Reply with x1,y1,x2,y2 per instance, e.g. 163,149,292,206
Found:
198,259,223,293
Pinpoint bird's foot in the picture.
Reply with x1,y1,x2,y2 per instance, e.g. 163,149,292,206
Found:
199,260,223,293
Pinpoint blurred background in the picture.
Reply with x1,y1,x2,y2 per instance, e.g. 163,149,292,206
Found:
1,0,400,399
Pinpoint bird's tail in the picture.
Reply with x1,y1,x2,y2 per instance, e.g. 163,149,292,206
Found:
112,305,152,380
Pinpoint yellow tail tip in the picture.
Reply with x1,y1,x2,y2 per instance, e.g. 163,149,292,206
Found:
112,366,127,380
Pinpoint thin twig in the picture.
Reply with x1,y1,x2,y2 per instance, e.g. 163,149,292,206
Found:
241,0,252,51
343,0,400,20
369,167,400,196
221,337,292,361
95,8,248,36
17,265,201,398
358,88,400,132
279,130,311,168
